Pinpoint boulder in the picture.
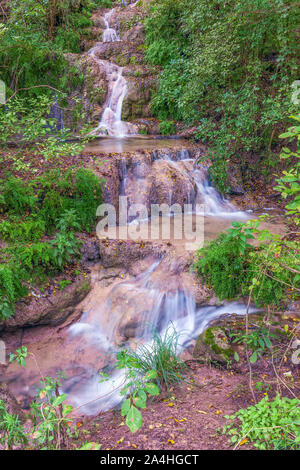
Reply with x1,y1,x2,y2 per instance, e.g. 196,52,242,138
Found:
193,326,234,364
81,240,100,264
0,275,91,332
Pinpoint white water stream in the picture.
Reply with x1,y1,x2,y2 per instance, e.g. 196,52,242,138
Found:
2,4,271,416
67,259,258,414
89,8,137,137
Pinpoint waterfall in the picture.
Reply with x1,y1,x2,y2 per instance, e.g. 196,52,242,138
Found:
67,260,257,414
89,8,137,137
102,10,120,43
162,150,246,217
192,167,245,217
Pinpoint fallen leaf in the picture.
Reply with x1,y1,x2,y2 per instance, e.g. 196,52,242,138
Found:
239,438,248,446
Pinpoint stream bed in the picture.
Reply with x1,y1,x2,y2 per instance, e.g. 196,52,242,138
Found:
0,2,287,417
1,136,285,416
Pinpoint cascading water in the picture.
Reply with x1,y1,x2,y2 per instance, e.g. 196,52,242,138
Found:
89,8,137,137
102,10,120,42
163,150,245,217
124,147,247,219
66,259,258,415
2,5,284,419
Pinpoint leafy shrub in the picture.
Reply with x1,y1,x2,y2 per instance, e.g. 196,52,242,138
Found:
108,326,186,433
30,374,74,450
230,327,278,364
0,217,46,242
114,351,160,433
0,0,99,95
274,114,300,225
0,177,36,214
11,242,55,272
4,349,101,450
194,220,300,307
37,168,103,232
50,232,82,269
72,168,103,231
0,264,27,320
194,223,253,300
145,0,299,190
223,394,300,450
158,120,175,136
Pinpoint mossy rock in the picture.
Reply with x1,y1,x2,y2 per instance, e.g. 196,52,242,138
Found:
0,274,91,332
193,326,234,364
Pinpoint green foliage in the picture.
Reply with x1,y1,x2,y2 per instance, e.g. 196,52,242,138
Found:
0,264,28,320
0,168,103,320
223,394,300,450
194,222,254,300
72,169,104,231
274,114,300,224
0,95,93,160
158,120,175,136
145,0,299,190
0,400,28,450
0,1,102,136
123,326,187,390
106,326,187,433
30,373,73,450
194,220,300,307
79,442,102,450
145,0,186,67
230,327,278,364
115,351,160,433
1,177,36,214
0,217,46,242
9,346,28,368
4,351,100,450
0,0,98,89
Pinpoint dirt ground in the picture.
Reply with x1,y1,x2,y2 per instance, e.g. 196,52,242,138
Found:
71,355,300,451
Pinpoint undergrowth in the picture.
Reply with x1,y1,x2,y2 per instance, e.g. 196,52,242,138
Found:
194,220,300,308
223,394,300,450
0,168,103,321
145,0,299,191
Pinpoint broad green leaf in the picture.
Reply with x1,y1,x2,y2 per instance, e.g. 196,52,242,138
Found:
250,351,258,363
121,398,130,417
52,394,66,407
126,406,143,433
145,382,160,396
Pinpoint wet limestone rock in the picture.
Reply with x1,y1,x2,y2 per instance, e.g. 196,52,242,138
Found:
122,72,157,120
81,239,100,264
0,275,91,332
149,160,196,207
193,326,234,364
98,239,165,269
0,383,23,418
62,53,108,131
226,162,245,195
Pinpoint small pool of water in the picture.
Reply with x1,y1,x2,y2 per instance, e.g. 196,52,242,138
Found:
84,136,189,154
